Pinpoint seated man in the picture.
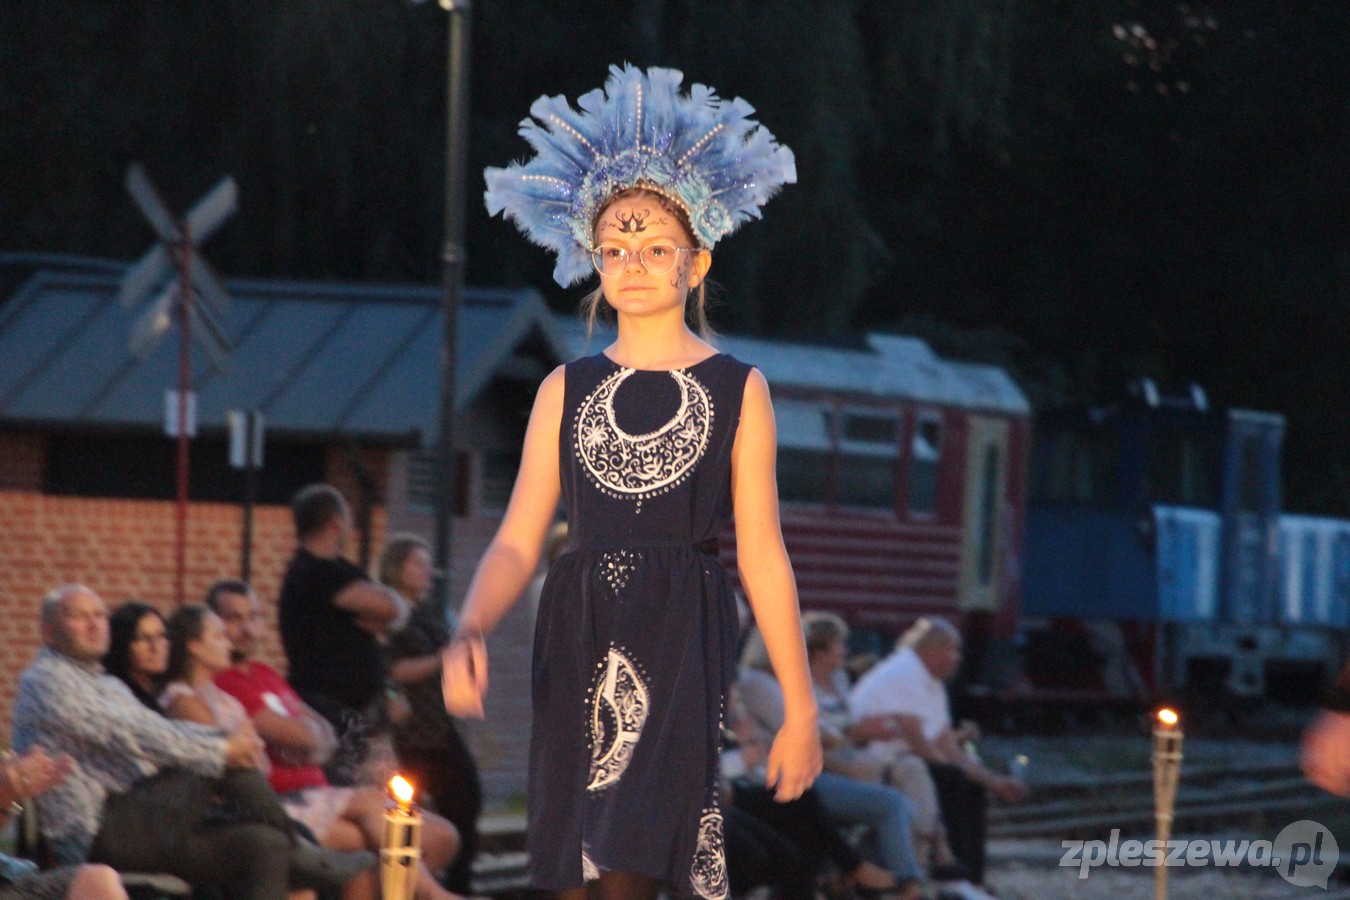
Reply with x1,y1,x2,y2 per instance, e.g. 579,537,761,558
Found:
850,618,1028,889
11,584,371,899
206,580,462,900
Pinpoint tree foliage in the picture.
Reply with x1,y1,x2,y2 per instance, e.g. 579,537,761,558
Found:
2,1,1348,511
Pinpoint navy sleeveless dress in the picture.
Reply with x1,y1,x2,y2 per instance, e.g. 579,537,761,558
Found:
527,351,751,899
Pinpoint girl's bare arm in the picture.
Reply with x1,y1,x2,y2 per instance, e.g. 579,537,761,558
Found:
731,368,822,800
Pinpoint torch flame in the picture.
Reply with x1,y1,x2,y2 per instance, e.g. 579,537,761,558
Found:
1157,708,1179,727
389,774,415,806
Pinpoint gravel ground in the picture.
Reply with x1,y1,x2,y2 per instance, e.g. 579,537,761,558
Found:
986,857,1349,899
971,721,1350,898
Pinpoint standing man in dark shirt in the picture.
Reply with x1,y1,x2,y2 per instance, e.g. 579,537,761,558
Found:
279,484,411,785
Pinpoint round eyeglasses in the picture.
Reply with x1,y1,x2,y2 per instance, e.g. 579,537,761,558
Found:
590,242,696,277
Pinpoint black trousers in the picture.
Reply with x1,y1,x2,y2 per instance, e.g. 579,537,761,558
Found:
925,761,988,883
730,779,863,876
89,769,293,900
395,736,483,893
723,806,817,900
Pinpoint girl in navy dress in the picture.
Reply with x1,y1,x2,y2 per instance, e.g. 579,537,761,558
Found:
443,65,822,900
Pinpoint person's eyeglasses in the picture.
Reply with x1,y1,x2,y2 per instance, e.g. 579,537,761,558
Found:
590,242,695,277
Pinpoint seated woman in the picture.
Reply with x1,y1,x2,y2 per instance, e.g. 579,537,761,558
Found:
0,747,127,900
736,629,922,896
802,612,968,881
161,604,462,900
724,682,918,900
105,602,169,711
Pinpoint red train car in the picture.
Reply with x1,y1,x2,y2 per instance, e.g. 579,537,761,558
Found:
711,333,1033,644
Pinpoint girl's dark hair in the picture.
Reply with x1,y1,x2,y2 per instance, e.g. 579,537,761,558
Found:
164,604,212,684
582,187,714,341
106,602,166,687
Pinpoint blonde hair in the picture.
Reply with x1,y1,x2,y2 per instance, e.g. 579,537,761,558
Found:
898,616,961,651
802,611,850,658
582,187,714,341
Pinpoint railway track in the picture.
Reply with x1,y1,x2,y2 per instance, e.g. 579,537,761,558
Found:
990,761,1336,839
466,763,1337,896
471,811,532,897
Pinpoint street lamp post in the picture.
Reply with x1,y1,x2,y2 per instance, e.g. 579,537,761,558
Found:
432,0,471,618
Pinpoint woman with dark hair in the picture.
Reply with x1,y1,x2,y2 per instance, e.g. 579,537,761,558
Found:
104,602,169,711
160,605,260,742
163,604,454,900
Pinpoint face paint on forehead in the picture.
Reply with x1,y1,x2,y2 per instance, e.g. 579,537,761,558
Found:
613,207,651,234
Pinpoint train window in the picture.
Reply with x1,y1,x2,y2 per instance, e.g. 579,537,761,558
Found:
777,448,832,503
908,414,943,515
1148,430,1218,507
833,411,900,509
841,413,899,445
1036,429,1118,503
835,456,897,508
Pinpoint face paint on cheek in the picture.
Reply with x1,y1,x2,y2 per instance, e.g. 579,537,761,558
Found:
669,256,690,290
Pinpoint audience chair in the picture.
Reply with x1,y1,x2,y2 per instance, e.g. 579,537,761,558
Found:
15,799,192,899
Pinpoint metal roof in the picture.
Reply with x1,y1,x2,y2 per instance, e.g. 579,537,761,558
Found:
0,252,1028,455
0,252,567,446
554,319,1030,415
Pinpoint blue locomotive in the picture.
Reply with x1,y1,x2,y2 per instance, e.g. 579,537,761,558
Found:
1019,380,1349,703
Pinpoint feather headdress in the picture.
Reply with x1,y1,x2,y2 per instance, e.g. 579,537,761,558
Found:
484,64,797,287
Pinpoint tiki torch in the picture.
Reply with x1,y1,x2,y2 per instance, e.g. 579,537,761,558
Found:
1152,708,1183,900
382,774,422,900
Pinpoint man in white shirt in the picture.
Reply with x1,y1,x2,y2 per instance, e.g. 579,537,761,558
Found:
851,618,1027,887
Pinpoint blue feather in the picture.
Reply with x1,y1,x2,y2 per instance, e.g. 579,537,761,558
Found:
483,65,795,287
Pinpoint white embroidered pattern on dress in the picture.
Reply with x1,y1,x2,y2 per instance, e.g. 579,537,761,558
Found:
586,647,651,792
582,846,600,882
689,808,729,900
599,549,637,593
574,367,713,511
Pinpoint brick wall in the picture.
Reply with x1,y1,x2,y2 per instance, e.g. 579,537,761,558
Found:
0,482,539,806
0,490,387,746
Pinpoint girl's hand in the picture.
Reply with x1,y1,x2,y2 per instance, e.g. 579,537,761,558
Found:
441,632,489,719
764,718,822,802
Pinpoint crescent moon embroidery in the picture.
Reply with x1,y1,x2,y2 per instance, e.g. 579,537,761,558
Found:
690,810,729,900
574,368,714,504
587,648,650,792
